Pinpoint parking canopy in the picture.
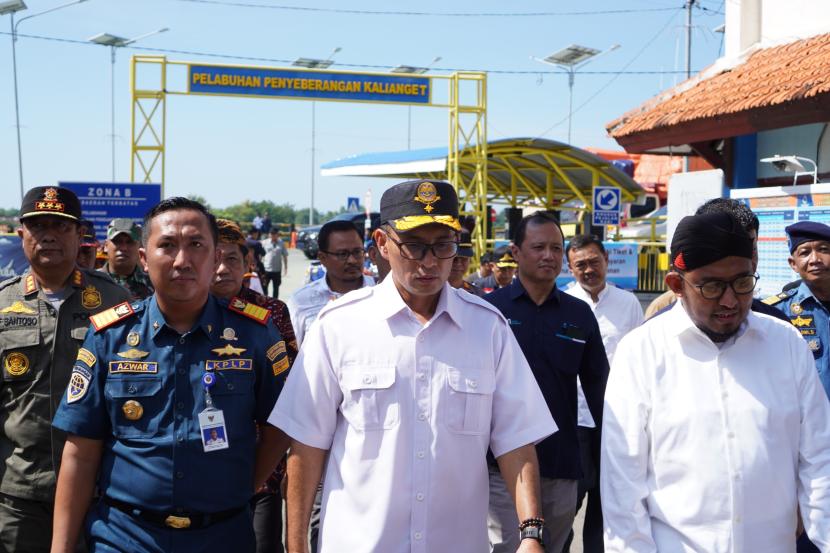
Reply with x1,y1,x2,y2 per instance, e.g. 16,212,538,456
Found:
321,137,643,208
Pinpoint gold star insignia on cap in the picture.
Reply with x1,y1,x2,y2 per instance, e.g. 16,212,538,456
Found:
414,181,440,213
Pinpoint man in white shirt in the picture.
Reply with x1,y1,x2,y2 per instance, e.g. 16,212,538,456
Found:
272,180,557,553
564,234,643,553
287,220,375,346
602,212,830,552
261,227,288,299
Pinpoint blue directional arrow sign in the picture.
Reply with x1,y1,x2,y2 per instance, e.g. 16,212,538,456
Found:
592,186,622,226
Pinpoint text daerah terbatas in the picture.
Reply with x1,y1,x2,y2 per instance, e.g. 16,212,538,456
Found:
192,73,428,97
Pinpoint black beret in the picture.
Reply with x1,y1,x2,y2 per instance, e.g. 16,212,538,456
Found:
670,213,753,271
20,186,81,221
786,221,830,253
380,180,461,232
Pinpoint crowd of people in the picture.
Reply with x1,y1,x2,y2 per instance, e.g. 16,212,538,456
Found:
0,181,829,553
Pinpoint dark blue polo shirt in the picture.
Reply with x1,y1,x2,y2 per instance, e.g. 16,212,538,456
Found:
485,278,609,480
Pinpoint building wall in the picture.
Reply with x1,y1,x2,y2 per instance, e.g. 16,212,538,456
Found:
725,0,830,58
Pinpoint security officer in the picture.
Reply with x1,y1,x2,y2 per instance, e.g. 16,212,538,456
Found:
0,186,129,552
101,218,154,300
448,230,484,296
767,221,830,400
50,198,291,553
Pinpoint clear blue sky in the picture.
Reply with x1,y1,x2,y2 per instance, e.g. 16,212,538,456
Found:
0,0,724,212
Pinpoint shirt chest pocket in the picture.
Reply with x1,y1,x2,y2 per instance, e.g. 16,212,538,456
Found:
339,366,399,431
442,366,495,436
0,327,42,382
105,377,164,439
547,336,585,375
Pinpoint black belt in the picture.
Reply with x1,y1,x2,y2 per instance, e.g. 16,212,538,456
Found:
103,496,245,530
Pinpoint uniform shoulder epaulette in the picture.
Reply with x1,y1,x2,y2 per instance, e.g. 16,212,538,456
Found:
454,287,509,324
317,286,374,319
0,275,22,292
228,296,271,325
762,288,796,306
90,301,137,332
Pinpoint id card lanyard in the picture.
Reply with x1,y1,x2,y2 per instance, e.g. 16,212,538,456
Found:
199,372,229,452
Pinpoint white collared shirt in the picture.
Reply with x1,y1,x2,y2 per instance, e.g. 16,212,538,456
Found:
286,274,375,346
565,282,644,427
270,276,556,553
601,301,830,553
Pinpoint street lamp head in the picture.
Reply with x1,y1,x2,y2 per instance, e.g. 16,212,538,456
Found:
292,57,335,69
544,44,601,67
0,0,26,16
88,32,129,47
760,155,808,173
391,65,429,74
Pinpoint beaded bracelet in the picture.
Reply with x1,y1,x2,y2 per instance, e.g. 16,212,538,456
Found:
519,517,545,530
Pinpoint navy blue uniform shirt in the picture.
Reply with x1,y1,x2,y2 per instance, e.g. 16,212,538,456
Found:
485,279,609,480
53,294,289,513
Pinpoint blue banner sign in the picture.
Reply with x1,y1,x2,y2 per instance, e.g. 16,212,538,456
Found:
189,65,431,105
557,241,639,291
59,182,162,241
0,235,28,283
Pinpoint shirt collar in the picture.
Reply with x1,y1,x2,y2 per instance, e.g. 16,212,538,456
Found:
148,294,215,338
509,276,560,304
374,275,460,328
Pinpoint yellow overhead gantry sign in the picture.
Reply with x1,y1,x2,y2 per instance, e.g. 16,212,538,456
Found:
129,56,489,254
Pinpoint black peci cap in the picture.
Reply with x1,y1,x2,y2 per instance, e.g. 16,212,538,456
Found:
380,180,461,232
20,186,81,222
785,221,830,253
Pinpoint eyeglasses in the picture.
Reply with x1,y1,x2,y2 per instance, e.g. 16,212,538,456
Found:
319,248,365,262
385,234,459,261
679,273,759,300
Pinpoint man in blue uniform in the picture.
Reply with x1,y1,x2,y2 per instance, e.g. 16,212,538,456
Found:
50,198,291,553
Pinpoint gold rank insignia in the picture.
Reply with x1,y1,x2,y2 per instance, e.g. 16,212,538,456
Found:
23,275,36,295
122,400,144,421
90,302,135,332
791,303,803,315
81,285,102,309
272,356,290,376
228,297,271,325
0,301,36,315
72,270,83,287
127,332,140,346
222,327,238,341
4,352,29,376
116,348,151,360
211,344,247,357
791,315,814,328
413,181,440,213
76,348,96,367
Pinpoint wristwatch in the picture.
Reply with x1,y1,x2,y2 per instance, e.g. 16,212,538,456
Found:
520,525,543,545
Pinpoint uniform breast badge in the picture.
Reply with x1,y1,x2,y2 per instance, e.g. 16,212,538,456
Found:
4,352,29,376
122,400,144,421
791,303,803,315
127,332,140,346
414,181,440,213
82,285,102,309
211,344,246,357
222,327,238,341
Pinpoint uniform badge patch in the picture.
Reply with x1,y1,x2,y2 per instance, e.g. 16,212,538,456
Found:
206,358,253,371
791,303,803,315
211,344,247,357
109,361,158,374
116,348,150,360
76,348,96,367
791,315,814,328
127,332,140,347
0,301,36,315
414,181,440,213
272,356,290,376
266,341,287,361
222,327,238,341
90,302,135,332
67,371,90,403
809,338,822,352
228,297,271,325
122,400,144,421
4,352,29,376
81,285,102,309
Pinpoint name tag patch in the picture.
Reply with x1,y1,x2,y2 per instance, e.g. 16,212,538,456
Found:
109,361,159,374
0,315,37,328
206,359,253,371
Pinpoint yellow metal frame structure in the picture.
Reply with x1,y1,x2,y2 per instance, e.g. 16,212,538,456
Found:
130,56,488,258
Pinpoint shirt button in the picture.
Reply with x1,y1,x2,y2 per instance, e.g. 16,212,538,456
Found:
177,368,185,375
418,412,427,421
414,532,422,540
417,451,425,459
468,380,477,389
727,432,735,439
176,433,184,443
416,492,424,501
179,337,185,344
176,471,184,479
363,375,373,384
417,373,426,380
176,402,184,410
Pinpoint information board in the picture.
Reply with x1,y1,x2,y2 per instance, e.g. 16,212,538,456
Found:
0,235,27,282
731,183,830,297
556,241,639,291
59,182,162,241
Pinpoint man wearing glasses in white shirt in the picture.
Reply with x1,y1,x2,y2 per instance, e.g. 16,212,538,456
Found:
602,212,830,552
